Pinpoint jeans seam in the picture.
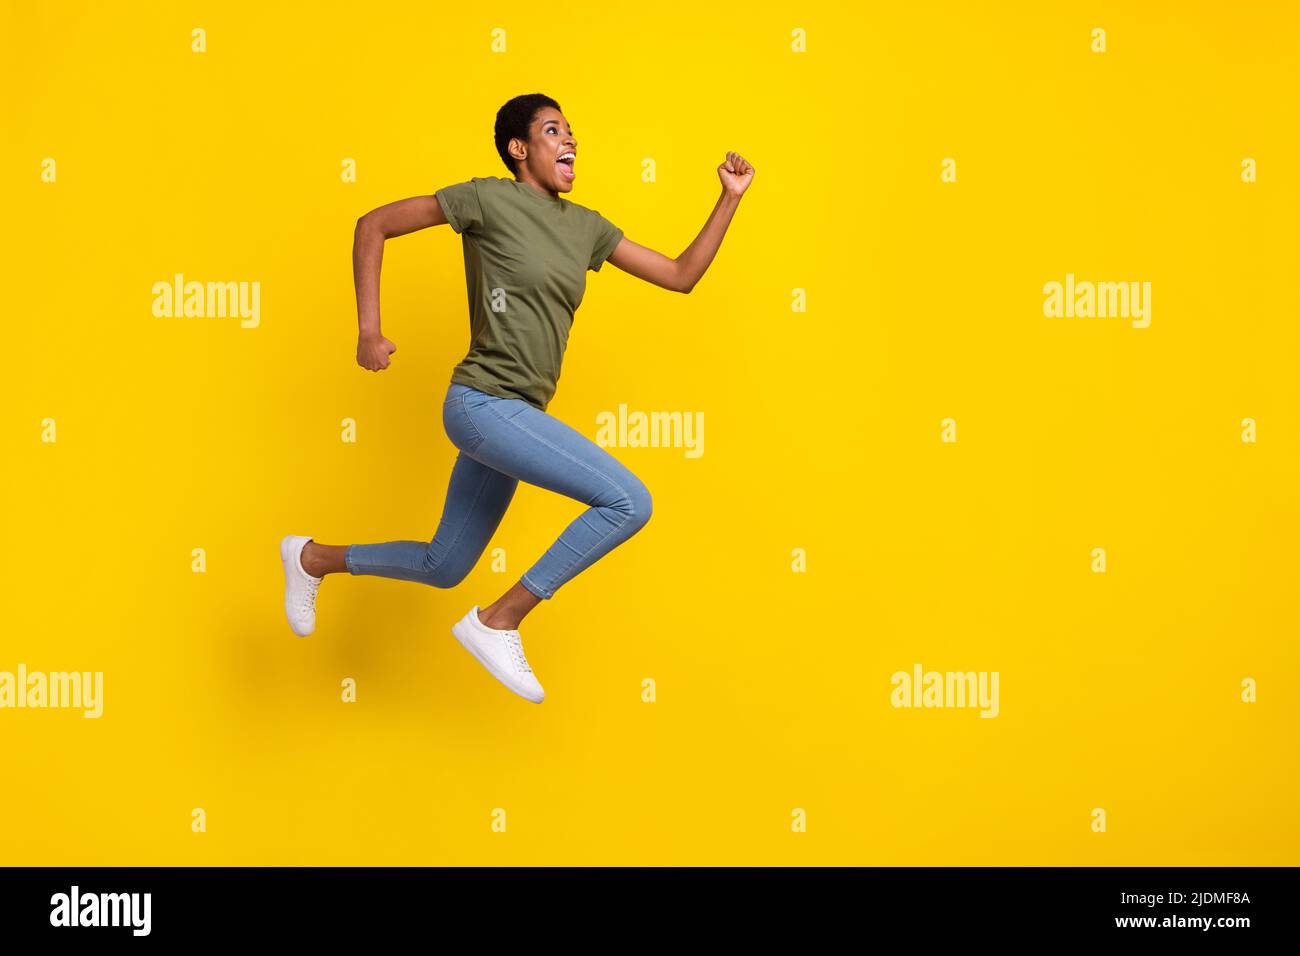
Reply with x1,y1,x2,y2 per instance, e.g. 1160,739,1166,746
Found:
547,508,635,591
482,400,641,597
483,399,632,514
431,464,497,578
349,466,496,583
519,572,550,599
356,561,437,577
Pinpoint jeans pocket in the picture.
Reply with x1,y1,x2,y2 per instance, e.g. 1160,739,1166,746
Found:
461,387,498,411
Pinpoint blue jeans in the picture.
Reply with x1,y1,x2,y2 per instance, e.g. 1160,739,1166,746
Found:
344,382,653,599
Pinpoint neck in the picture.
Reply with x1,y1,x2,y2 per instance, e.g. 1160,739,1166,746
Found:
515,174,558,199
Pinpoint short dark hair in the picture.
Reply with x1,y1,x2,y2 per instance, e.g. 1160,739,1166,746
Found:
495,93,562,176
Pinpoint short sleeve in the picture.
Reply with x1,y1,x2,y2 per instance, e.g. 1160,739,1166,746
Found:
588,211,624,272
435,180,484,235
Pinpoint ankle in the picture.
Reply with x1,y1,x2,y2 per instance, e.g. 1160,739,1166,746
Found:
300,542,326,578
478,608,520,631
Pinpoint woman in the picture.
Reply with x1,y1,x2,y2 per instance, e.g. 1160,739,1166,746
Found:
281,93,754,703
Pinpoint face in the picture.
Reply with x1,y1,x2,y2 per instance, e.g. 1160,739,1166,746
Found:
512,106,578,194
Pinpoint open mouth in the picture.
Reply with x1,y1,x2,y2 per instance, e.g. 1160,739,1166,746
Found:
556,151,576,182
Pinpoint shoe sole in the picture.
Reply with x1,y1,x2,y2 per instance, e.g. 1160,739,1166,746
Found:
280,535,314,637
451,620,544,704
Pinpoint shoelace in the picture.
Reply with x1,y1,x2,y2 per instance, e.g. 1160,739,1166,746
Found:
502,631,533,674
298,574,320,613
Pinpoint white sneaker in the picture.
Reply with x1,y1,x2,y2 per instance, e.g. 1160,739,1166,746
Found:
451,605,545,703
280,535,322,637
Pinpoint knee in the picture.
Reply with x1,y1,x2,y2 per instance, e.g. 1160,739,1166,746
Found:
420,550,474,589
618,478,653,535
427,568,469,589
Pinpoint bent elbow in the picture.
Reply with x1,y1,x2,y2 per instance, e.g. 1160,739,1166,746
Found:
355,213,386,243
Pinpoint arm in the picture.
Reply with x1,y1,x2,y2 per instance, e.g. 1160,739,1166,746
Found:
353,195,452,371
606,151,755,294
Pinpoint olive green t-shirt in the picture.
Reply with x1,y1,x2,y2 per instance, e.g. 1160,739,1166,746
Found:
435,175,624,411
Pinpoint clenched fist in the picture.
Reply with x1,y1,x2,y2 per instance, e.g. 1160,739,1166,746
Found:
357,331,397,371
718,151,755,197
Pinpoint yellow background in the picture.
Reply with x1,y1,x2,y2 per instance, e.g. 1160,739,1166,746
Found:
2,1,1297,865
